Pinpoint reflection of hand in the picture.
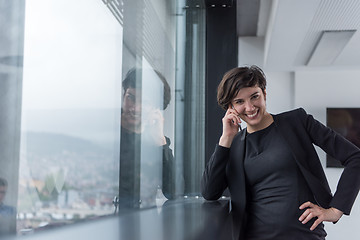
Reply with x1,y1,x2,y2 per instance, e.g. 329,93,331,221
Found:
143,108,167,146
299,202,343,230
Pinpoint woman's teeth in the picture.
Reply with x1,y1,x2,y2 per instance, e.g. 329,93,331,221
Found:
247,111,257,118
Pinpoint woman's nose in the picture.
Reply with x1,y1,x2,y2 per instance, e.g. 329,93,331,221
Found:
244,101,255,111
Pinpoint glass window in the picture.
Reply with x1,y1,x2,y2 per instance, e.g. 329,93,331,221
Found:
0,0,26,236
18,0,123,234
117,0,179,210
0,0,206,236
176,0,206,197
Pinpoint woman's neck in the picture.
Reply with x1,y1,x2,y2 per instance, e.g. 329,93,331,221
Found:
247,112,274,134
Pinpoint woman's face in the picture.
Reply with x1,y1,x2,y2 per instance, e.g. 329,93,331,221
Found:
121,87,159,132
122,88,142,130
231,85,269,131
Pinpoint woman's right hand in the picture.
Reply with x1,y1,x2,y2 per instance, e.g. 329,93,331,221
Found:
219,107,241,148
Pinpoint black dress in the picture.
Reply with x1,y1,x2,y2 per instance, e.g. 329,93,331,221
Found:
244,123,327,240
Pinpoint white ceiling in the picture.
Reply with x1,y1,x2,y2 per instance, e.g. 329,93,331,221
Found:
245,0,360,71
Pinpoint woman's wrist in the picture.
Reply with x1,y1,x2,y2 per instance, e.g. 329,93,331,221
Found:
219,135,234,148
330,207,343,217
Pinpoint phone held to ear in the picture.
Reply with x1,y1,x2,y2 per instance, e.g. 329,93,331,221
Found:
232,105,242,131
238,122,242,131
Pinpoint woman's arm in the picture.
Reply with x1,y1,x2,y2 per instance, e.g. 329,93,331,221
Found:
300,108,360,215
201,107,241,200
201,145,230,200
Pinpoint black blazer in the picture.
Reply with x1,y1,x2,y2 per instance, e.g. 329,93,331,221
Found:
201,108,360,239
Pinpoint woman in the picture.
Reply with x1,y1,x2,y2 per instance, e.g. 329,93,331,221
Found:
119,68,176,209
201,65,360,240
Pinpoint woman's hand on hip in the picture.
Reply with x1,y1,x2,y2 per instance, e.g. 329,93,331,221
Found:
219,107,242,148
299,201,343,230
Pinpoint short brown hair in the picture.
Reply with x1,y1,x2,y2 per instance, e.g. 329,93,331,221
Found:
217,65,266,110
122,68,171,110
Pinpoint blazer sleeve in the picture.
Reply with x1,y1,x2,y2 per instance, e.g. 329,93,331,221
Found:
299,108,360,215
201,144,230,200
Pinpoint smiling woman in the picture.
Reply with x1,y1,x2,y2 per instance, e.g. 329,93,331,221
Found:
201,65,360,240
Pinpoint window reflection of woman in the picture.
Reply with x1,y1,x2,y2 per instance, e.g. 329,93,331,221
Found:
121,72,169,146
201,65,360,240
119,68,176,209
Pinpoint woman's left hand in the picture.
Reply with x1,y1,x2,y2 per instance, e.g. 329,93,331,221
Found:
299,201,343,231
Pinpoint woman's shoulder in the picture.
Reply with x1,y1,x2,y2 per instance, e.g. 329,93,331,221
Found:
273,107,307,120
272,108,310,129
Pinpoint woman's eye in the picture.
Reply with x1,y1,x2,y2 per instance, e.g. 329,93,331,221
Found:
251,95,259,100
126,95,136,102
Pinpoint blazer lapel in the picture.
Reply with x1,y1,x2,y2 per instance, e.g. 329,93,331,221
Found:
273,115,332,208
228,129,247,239
228,129,247,205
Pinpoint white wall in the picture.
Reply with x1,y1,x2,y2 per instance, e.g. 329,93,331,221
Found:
266,71,295,114
295,70,360,240
238,36,265,67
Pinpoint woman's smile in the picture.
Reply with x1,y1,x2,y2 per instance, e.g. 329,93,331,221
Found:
245,109,259,119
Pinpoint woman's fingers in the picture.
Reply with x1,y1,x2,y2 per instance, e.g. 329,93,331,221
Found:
299,202,322,229
298,202,343,231
300,210,317,225
225,108,241,125
299,201,313,210
311,218,323,231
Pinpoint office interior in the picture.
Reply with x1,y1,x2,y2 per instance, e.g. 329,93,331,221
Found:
0,0,359,239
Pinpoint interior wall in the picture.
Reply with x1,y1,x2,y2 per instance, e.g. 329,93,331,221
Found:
294,70,360,240
265,71,294,114
238,37,264,67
